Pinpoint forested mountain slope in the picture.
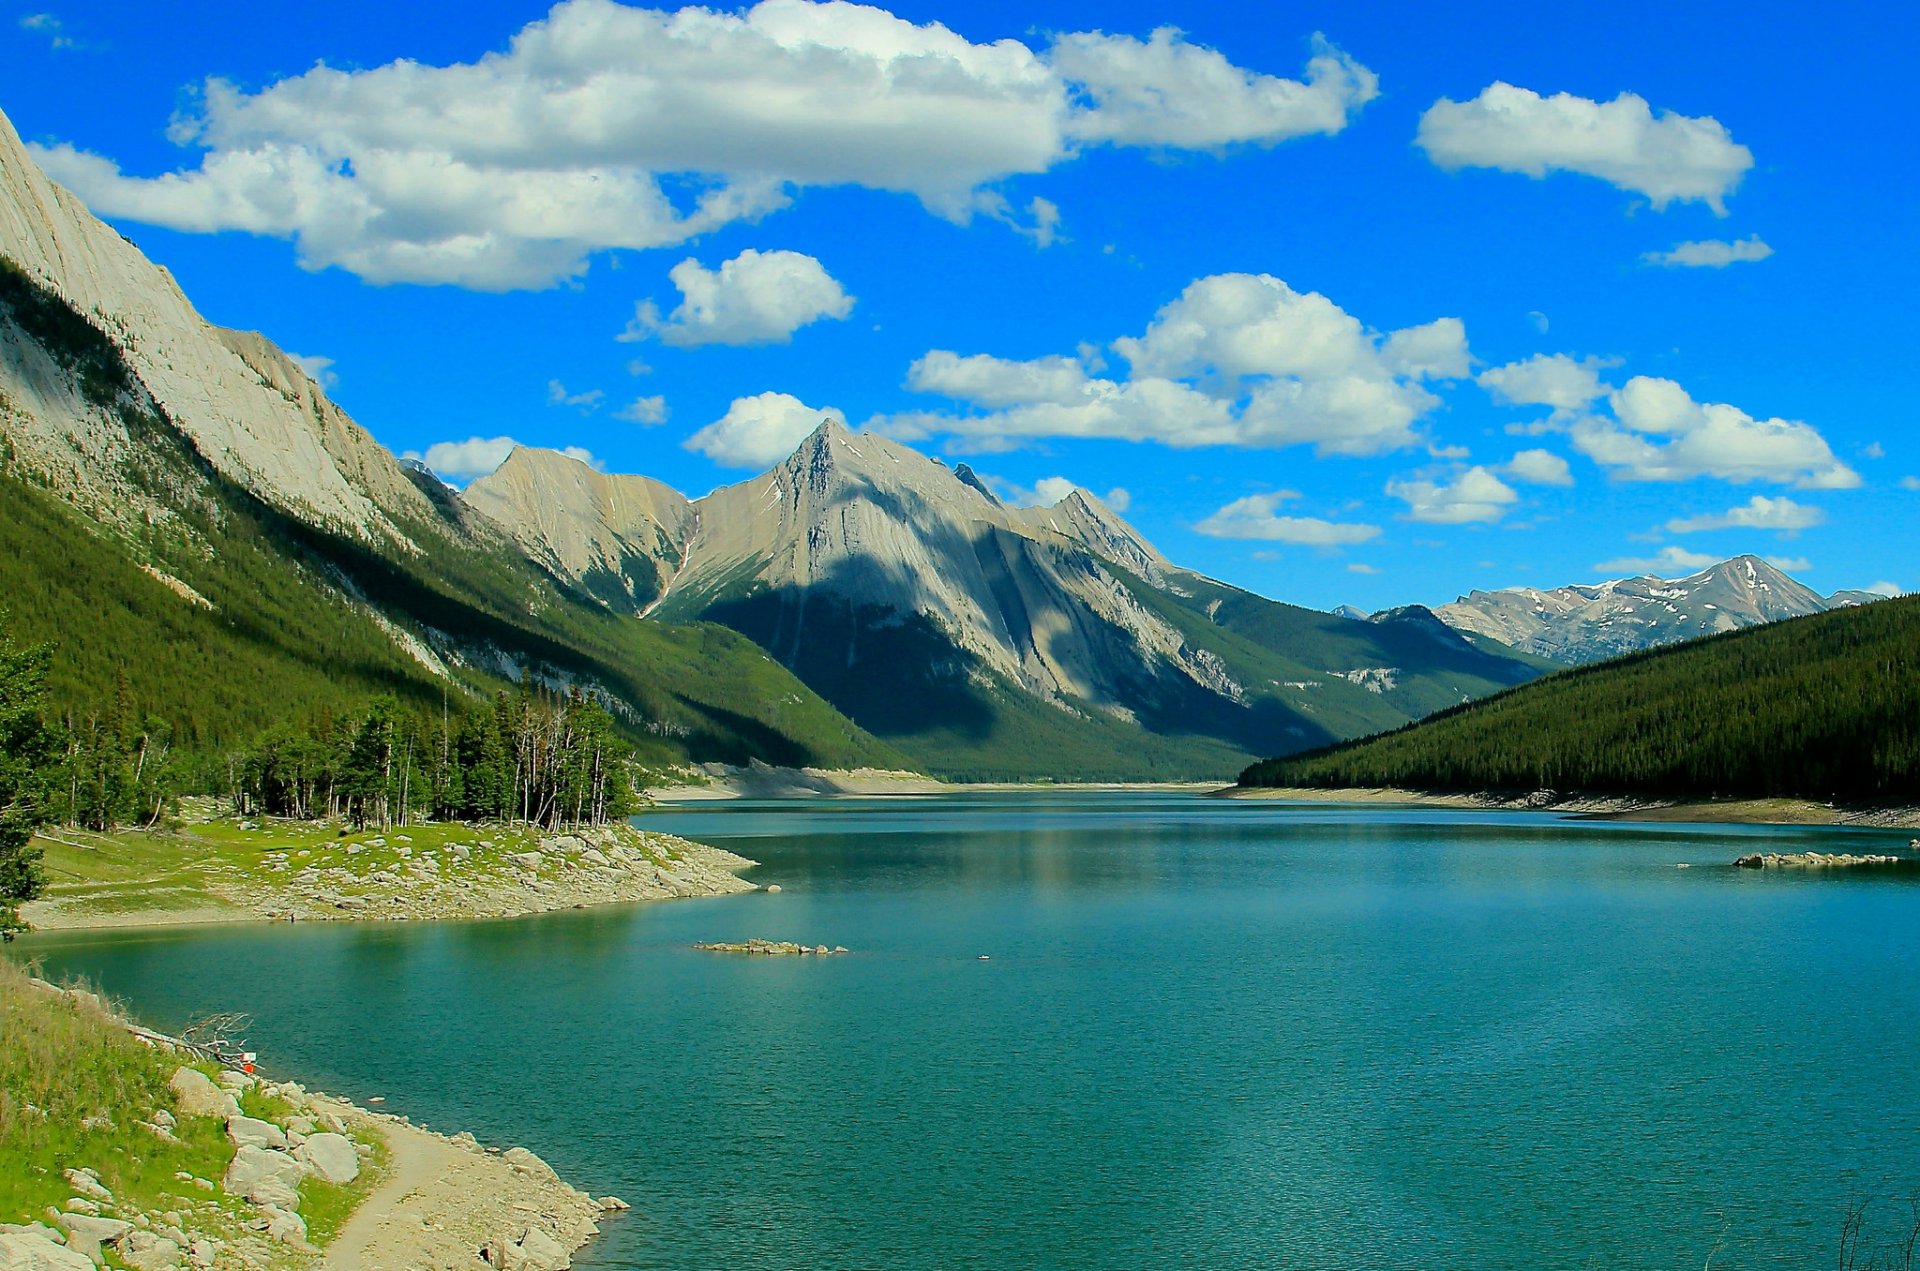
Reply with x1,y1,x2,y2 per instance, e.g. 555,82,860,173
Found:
0,112,903,772
1241,596,1920,803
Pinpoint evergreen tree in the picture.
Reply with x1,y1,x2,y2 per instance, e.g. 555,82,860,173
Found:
0,616,55,939
339,698,402,830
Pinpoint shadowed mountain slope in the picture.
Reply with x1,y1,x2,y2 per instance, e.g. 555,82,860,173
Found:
472,429,1550,780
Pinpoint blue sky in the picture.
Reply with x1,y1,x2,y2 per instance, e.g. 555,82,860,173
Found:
3,0,1913,609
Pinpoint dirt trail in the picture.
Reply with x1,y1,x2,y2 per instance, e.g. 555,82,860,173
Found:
319,1098,605,1271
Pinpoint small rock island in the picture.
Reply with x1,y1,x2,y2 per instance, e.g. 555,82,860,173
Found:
694,939,848,956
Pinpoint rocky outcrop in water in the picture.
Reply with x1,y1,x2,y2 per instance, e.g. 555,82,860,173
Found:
694,939,848,956
1733,852,1906,869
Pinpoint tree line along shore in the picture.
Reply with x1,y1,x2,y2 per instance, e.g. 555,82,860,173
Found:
1238,594,1920,808
1,609,761,937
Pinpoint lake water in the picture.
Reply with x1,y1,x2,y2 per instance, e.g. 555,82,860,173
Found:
17,792,1920,1269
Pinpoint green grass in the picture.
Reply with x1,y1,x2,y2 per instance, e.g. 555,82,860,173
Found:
0,955,393,1265
0,958,236,1225
27,811,701,925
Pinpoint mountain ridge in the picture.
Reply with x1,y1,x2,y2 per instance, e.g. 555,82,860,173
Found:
1431,555,1880,664
466,430,1551,779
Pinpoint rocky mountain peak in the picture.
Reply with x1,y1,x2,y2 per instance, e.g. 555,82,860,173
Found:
0,105,434,544
1435,554,1846,664
462,446,693,612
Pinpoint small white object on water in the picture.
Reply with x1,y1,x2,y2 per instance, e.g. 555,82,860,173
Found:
977,955,990,961
765,885,782,894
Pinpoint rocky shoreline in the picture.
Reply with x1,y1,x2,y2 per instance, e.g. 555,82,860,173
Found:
0,979,617,1271
22,820,760,932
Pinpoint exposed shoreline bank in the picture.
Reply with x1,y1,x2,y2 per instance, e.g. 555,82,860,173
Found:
642,760,1223,801
1217,785,1920,830
20,818,760,935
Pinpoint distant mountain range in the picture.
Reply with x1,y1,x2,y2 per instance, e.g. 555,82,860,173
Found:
0,102,1554,780
1423,556,1886,664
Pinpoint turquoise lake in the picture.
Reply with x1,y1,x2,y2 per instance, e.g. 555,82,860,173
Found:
17,792,1920,1269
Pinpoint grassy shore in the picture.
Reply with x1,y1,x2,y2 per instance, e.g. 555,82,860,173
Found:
0,956,612,1269
21,800,757,932
0,957,384,1266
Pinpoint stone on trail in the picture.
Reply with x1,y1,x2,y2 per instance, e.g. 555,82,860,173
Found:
293,1133,359,1185
225,1115,288,1150
0,1232,95,1271
501,1147,558,1181
223,1145,305,1209
495,1226,570,1271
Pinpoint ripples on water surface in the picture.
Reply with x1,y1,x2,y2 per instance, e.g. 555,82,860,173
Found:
19,793,1920,1269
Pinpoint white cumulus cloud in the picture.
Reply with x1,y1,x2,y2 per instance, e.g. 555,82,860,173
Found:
546,379,605,412
1642,235,1773,268
1416,82,1753,212
1592,544,1720,576
1504,449,1574,486
685,390,843,468
1664,495,1824,535
1573,376,1859,488
1051,28,1377,149
1387,466,1519,524
1194,492,1380,545
889,273,1465,456
615,394,670,425
1477,353,1613,413
625,248,853,346
31,1,1375,289
286,352,338,390
404,435,597,484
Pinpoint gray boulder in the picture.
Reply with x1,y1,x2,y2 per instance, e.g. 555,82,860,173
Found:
165,1069,229,1121
257,1207,309,1250
294,1133,360,1185
0,1232,95,1271
501,1147,557,1181
55,1216,131,1264
225,1116,288,1150
117,1231,181,1271
223,1145,305,1209
59,1171,109,1203
499,1226,570,1271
